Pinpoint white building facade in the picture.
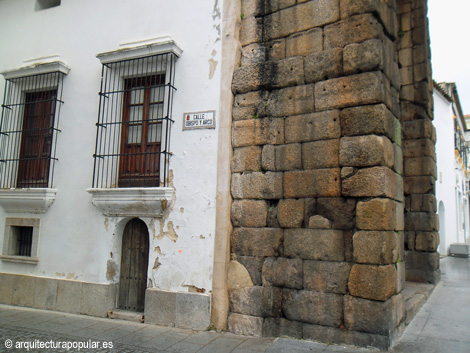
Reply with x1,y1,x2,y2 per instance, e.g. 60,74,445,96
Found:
433,82,470,255
0,0,238,329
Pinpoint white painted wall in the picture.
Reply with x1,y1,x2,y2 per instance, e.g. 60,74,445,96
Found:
0,0,225,293
434,88,467,254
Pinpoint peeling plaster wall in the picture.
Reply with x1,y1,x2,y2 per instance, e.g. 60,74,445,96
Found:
0,0,224,295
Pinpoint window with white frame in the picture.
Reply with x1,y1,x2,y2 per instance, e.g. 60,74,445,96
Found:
92,42,180,189
1,217,40,264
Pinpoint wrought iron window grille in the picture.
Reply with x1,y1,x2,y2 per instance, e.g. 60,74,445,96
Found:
92,53,177,188
0,71,65,189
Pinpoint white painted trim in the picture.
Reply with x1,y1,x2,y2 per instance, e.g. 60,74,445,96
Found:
1,61,70,80
87,187,174,217
96,37,183,64
0,188,57,213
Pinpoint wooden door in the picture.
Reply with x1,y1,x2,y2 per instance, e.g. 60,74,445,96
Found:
119,218,149,312
118,75,164,187
17,90,56,188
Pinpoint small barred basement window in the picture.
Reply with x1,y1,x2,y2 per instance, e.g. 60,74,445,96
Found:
11,226,33,256
0,62,68,188
92,50,178,188
1,217,40,264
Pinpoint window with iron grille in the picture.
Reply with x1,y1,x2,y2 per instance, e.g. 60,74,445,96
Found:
92,53,177,188
12,226,33,256
0,69,66,189
1,217,40,264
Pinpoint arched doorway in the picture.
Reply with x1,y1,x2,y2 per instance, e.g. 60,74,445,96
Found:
119,218,149,312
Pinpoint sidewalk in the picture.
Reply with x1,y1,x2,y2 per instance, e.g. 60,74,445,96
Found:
0,256,469,352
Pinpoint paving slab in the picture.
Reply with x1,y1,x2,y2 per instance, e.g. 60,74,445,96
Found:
0,256,469,352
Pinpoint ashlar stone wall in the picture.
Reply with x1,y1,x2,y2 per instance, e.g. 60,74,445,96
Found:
398,0,440,284
228,0,436,350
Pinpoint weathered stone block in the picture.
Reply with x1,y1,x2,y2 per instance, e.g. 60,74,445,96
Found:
231,172,283,199
232,57,305,94
353,231,399,265
232,146,262,173
144,289,176,326
416,232,439,252
80,283,115,317
264,0,340,41
303,261,351,294
340,104,400,143
284,229,344,261
237,256,265,286
340,135,394,168
302,139,339,169
33,277,57,310
262,144,302,171
402,119,434,140
278,199,304,228
241,43,267,66
263,318,303,339
283,290,343,327
404,156,436,177
266,85,315,117
340,0,398,38
232,118,284,148
56,280,82,314
344,294,405,335
348,264,397,301
227,260,254,291
240,16,263,47
262,257,303,289
342,167,402,201
284,169,341,198
324,13,384,49
12,275,35,308
234,90,269,109
230,286,282,317
231,200,268,227
406,194,437,213
175,292,211,330
316,197,356,229
262,0,297,14
405,250,439,272
228,313,263,337
402,139,435,159
356,198,404,231
285,111,341,143
305,48,343,83
315,72,389,111
232,227,283,256
266,39,286,61
404,212,438,232
403,176,435,195
308,215,331,229
343,39,383,75
286,28,323,57
241,0,264,17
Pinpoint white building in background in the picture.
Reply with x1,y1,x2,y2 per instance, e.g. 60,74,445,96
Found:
433,82,470,255
0,0,237,329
